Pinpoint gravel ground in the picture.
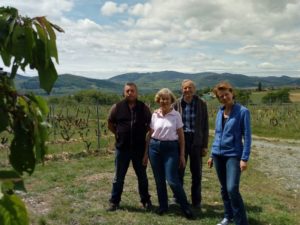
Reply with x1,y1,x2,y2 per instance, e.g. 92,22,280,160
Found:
251,136,300,197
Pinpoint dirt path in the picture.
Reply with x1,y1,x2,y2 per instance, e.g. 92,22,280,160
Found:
251,136,300,197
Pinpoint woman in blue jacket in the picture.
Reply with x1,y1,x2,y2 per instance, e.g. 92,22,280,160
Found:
208,82,251,225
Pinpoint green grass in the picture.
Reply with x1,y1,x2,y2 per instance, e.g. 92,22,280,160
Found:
250,91,266,104
1,102,300,224
0,141,296,225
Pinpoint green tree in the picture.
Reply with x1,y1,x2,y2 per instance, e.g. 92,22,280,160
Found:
73,89,121,105
0,7,63,224
257,81,262,91
235,89,252,105
262,88,291,104
196,86,211,96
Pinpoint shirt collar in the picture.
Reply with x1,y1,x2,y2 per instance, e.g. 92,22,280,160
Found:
155,108,176,117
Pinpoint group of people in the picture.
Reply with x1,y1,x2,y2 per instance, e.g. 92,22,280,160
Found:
107,79,252,225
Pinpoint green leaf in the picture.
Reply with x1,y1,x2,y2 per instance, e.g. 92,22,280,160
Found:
0,171,26,192
34,22,49,68
10,61,19,79
11,25,27,59
43,18,59,63
0,193,29,225
0,108,9,132
34,121,49,162
0,49,12,67
0,181,14,195
38,59,58,94
26,94,49,116
26,94,49,162
9,121,35,175
0,18,9,43
16,96,29,115
19,24,34,71
0,7,18,46
0,7,18,19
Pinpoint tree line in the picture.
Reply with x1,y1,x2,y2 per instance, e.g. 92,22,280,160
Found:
48,87,293,106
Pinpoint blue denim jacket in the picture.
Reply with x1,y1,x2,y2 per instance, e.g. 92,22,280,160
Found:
211,103,251,161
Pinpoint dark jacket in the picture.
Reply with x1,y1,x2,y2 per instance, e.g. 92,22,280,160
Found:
174,95,209,149
108,99,151,152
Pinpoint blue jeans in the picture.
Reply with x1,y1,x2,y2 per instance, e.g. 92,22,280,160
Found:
213,155,248,225
109,149,150,205
149,139,189,211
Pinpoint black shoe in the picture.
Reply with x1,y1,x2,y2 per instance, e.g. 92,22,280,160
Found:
192,202,201,209
182,207,195,220
106,203,119,211
155,208,168,215
142,200,153,210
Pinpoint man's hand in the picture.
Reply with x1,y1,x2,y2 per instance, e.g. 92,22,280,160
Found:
142,154,148,166
207,157,213,168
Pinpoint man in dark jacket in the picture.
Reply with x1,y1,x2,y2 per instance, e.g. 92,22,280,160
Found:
107,82,152,211
174,79,209,209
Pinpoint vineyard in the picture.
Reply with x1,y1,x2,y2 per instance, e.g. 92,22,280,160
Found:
0,102,299,225
1,6,299,225
1,102,299,158
208,102,300,139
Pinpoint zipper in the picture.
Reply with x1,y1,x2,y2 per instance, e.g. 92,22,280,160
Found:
130,109,133,148
219,106,233,155
219,109,229,155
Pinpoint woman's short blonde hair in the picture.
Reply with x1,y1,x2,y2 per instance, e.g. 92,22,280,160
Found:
154,88,177,104
213,81,235,100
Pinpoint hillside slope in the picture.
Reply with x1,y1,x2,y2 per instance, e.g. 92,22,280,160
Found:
14,71,300,95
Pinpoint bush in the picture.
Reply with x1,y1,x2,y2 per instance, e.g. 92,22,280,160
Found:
262,88,291,104
235,89,252,105
48,90,122,106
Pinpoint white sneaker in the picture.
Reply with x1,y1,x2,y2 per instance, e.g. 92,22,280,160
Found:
217,218,232,225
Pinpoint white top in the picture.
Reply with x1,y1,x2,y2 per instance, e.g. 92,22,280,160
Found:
150,108,183,141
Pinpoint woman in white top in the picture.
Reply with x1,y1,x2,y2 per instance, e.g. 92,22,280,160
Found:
143,88,194,219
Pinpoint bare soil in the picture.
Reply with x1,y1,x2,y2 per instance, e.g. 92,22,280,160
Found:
290,92,300,102
251,135,300,198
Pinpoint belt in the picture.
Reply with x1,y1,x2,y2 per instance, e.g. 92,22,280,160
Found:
151,138,178,142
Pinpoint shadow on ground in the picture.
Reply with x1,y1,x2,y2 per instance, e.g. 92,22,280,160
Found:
111,202,265,224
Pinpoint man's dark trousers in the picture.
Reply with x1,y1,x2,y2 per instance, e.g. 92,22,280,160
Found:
110,148,150,205
178,132,202,206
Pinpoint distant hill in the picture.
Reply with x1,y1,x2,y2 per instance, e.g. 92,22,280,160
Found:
14,71,300,95
109,71,300,91
15,74,123,96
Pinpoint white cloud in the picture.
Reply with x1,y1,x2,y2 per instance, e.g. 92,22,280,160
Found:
0,0,73,20
100,1,128,16
258,62,278,70
274,44,298,52
226,45,269,58
234,61,250,67
121,18,136,27
129,3,152,17
1,0,299,78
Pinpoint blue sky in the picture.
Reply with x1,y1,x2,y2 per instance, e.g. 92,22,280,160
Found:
1,0,300,78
